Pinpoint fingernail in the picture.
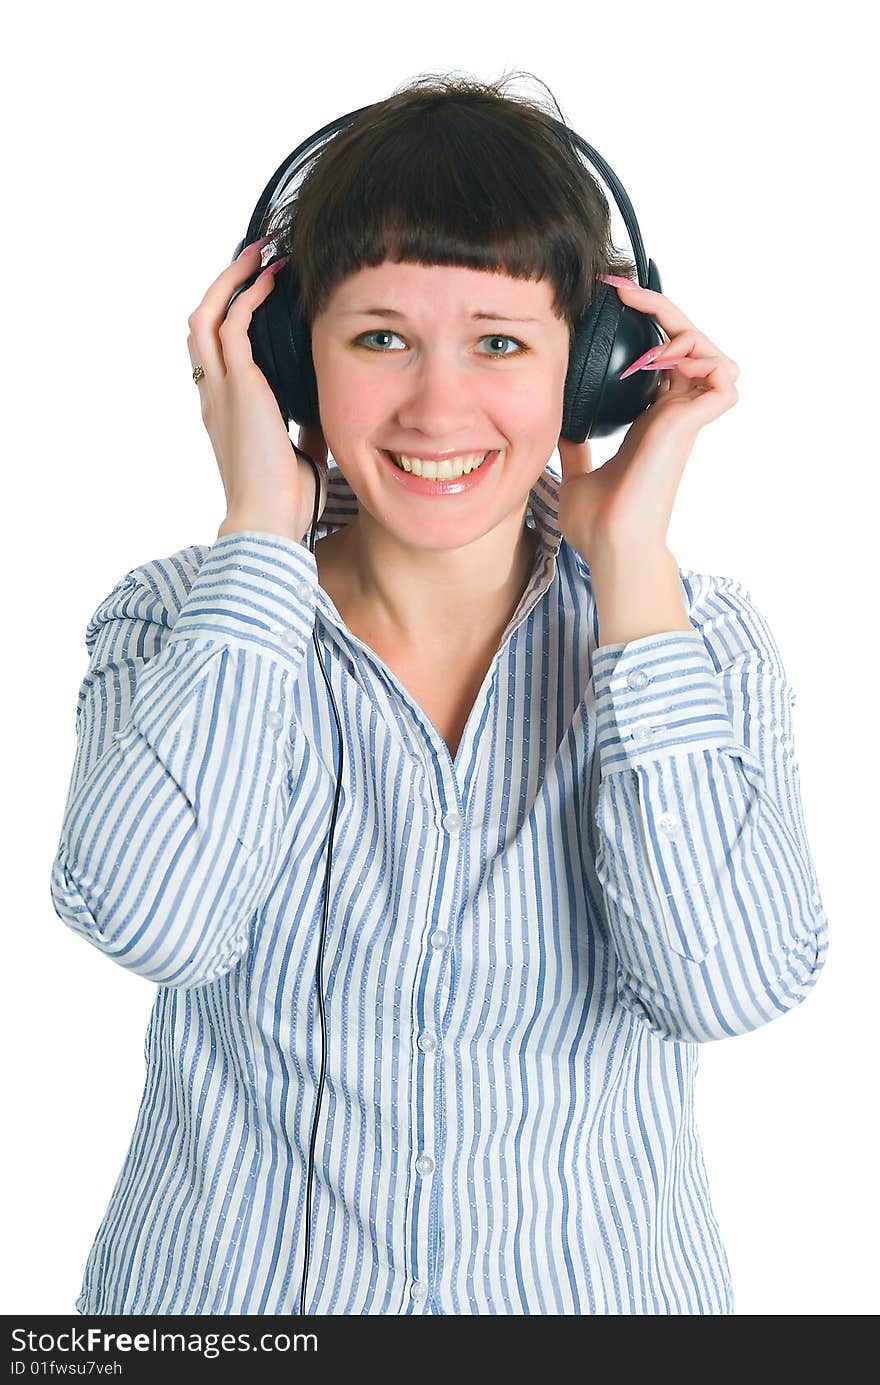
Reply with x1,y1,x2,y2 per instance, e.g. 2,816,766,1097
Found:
238,234,273,258
259,256,288,277
620,346,664,380
599,274,640,289
639,356,686,371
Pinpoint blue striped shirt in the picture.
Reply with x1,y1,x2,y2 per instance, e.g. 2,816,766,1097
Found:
51,460,828,1315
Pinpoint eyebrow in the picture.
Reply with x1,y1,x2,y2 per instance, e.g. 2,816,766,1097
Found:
340,307,542,323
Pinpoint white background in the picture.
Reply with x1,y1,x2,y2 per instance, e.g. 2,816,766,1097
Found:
3,0,876,1316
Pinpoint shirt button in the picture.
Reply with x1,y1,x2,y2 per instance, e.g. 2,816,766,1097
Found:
293,579,310,600
415,1153,435,1176
441,811,462,833
279,628,298,647
631,722,654,742
267,711,284,729
627,668,650,690
431,929,449,949
657,812,679,835
410,1280,429,1302
417,1031,436,1053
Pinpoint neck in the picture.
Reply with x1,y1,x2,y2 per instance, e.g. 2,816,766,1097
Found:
332,508,539,655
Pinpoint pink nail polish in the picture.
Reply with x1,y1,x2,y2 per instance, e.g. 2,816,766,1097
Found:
238,234,273,258
620,346,662,380
258,255,288,276
599,274,639,289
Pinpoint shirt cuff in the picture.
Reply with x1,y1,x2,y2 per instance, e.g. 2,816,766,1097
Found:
592,630,741,776
167,530,319,666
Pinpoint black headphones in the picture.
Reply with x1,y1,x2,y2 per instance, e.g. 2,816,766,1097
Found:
226,102,664,1316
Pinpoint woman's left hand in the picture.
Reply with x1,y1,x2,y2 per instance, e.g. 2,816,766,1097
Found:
557,279,740,562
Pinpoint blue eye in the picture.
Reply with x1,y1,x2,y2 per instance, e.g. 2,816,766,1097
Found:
354,330,526,357
478,335,525,357
354,330,404,351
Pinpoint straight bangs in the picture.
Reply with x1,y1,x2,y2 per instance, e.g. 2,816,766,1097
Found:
268,72,637,338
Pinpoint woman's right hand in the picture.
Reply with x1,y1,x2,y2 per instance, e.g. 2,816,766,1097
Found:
186,238,329,543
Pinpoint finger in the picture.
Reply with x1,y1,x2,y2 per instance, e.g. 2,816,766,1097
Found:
216,259,287,374
191,235,275,324
600,277,698,344
655,330,725,361
657,356,740,414
186,237,275,381
654,353,731,381
615,290,726,364
187,319,225,385
651,329,724,361
620,329,729,380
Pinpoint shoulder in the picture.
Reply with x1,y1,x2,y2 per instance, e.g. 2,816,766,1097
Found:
85,542,213,654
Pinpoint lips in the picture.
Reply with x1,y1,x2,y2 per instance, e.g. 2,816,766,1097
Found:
378,447,502,495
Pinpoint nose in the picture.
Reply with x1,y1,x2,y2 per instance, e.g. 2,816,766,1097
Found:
394,350,480,439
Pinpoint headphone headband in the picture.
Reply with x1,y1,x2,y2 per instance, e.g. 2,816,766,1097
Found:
234,104,651,289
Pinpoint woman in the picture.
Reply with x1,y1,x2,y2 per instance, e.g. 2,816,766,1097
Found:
51,73,828,1315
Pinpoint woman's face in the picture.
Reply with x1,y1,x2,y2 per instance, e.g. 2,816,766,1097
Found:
309,259,571,552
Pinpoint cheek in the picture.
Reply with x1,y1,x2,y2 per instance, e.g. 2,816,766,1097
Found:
318,364,386,427
314,377,376,453
502,399,562,447
497,359,565,423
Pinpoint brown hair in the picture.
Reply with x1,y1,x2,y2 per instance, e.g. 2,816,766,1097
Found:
268,69,636,342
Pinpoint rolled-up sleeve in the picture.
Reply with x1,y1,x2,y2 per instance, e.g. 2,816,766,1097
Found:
587,568,828,1043
50,531,319,988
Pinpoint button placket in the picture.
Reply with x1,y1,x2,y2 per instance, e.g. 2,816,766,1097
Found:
415,789,463,1307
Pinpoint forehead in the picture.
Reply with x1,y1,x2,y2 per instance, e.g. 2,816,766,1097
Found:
326,259,557,319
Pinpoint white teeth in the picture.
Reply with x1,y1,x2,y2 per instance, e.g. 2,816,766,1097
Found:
389,451,491,478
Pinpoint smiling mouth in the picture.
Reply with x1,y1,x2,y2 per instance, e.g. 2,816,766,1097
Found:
383,450,493,478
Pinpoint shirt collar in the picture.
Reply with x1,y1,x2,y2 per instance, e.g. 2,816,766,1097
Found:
315,458,565,562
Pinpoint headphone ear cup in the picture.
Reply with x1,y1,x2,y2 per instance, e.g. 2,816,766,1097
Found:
562,277,666,442
246,262,320,428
